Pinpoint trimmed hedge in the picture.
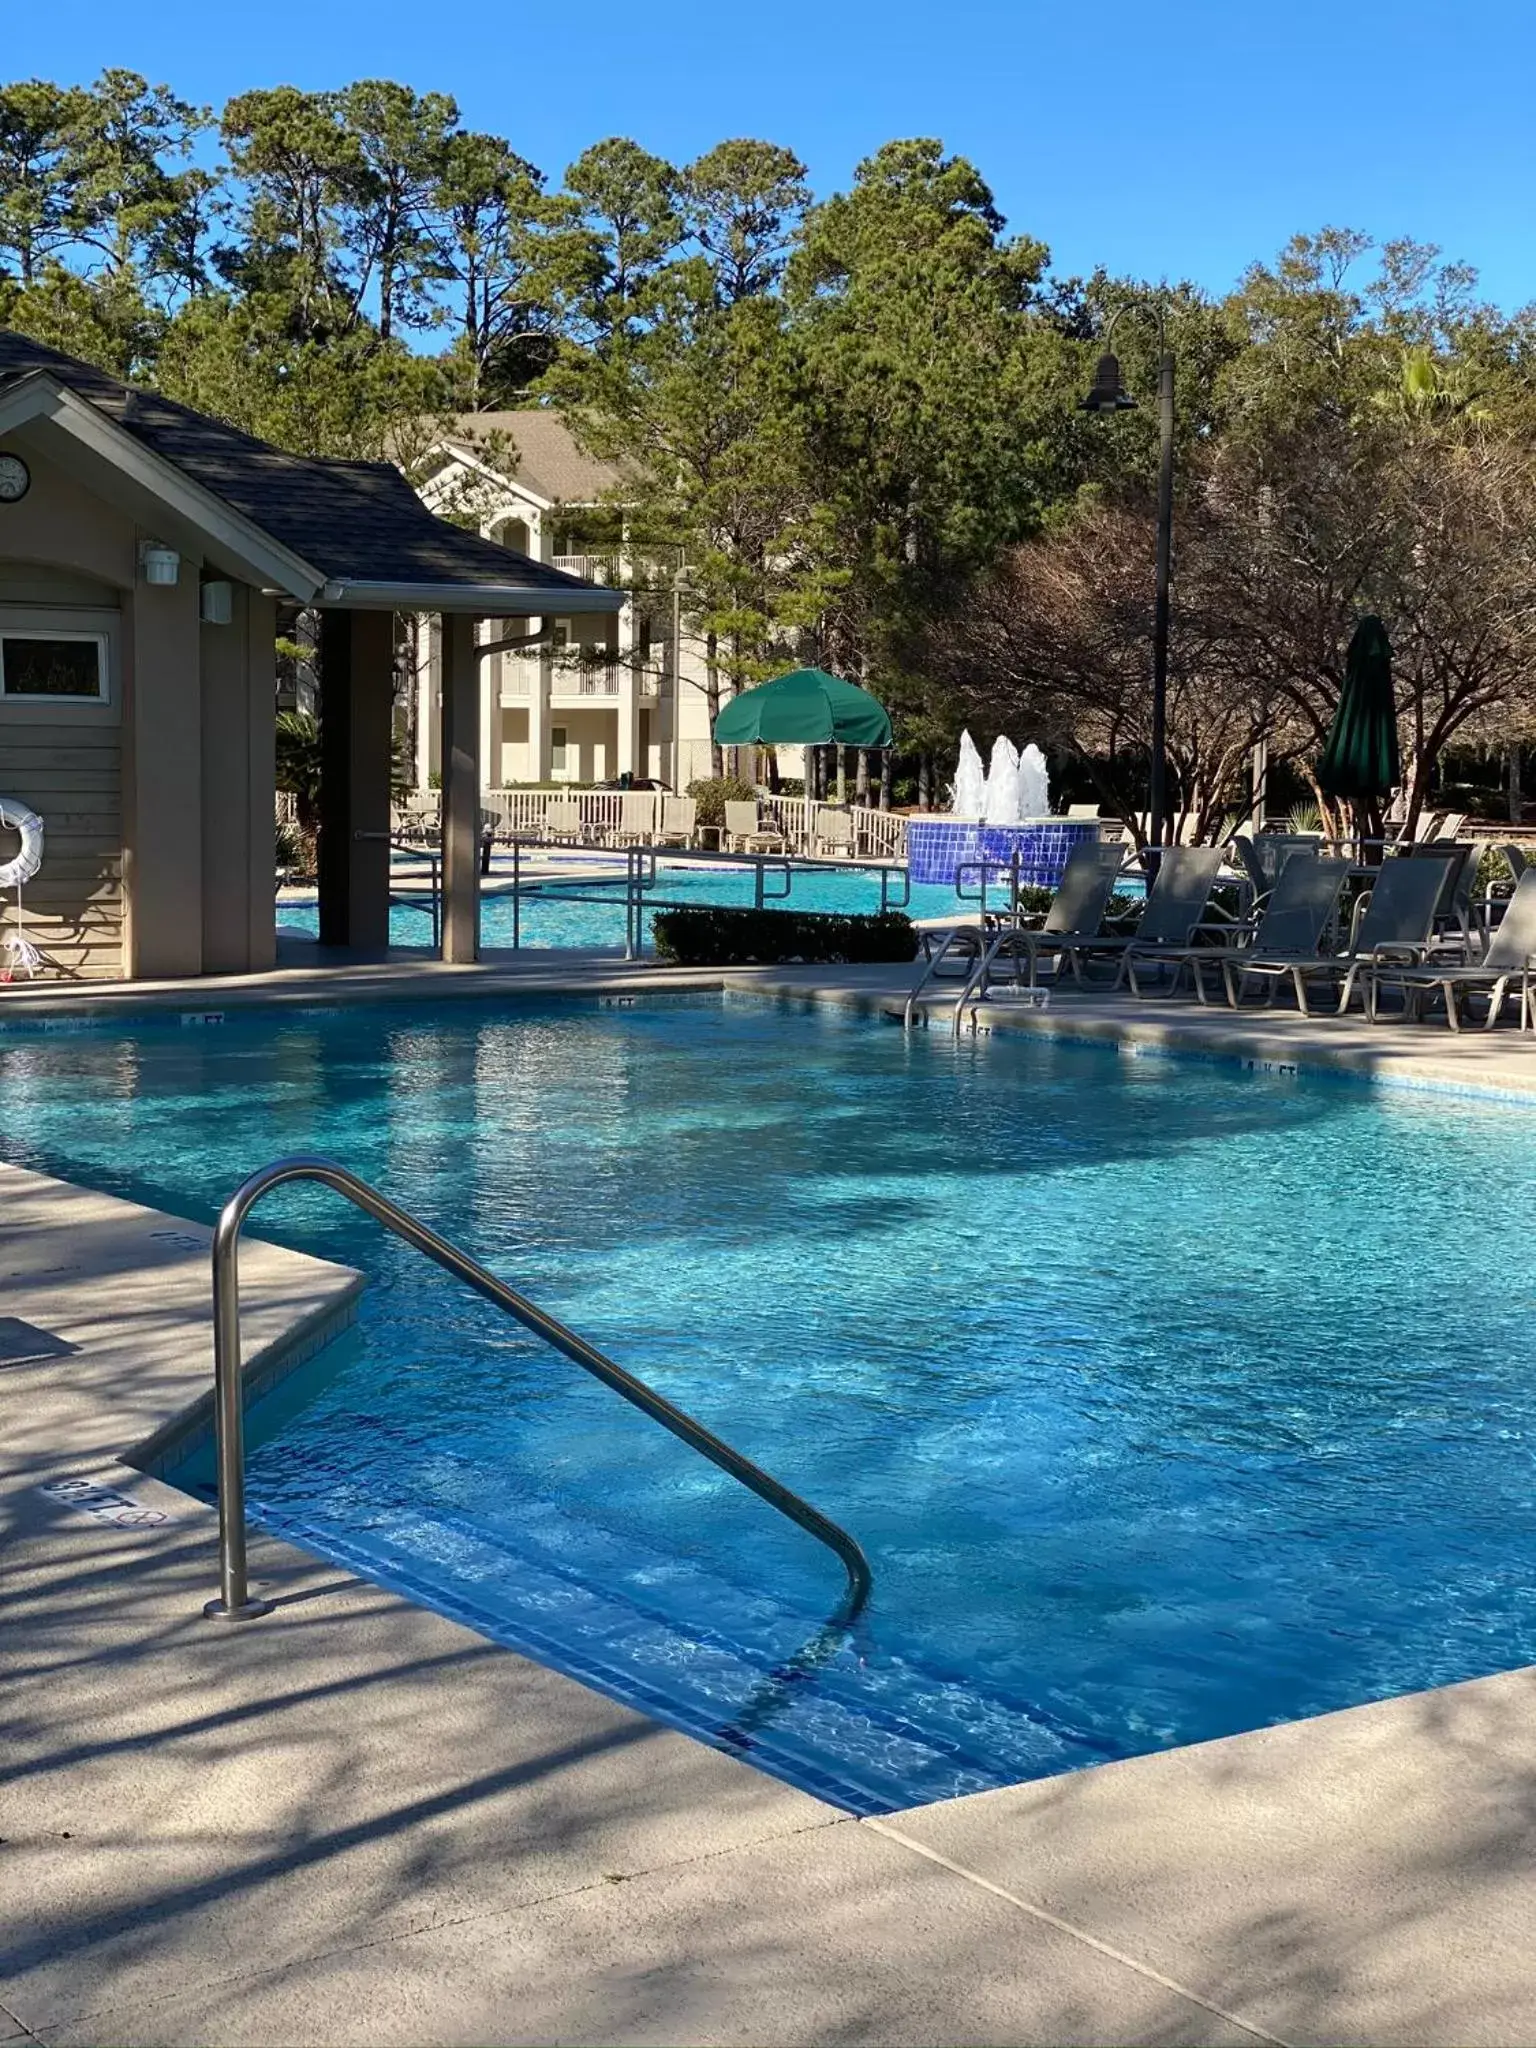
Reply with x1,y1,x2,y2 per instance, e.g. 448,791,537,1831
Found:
684,774,757,829
651,905,919,967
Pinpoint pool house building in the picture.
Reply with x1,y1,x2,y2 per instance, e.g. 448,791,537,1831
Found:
0,332,621,980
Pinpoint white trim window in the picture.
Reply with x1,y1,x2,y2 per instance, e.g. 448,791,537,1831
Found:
0,627,110,701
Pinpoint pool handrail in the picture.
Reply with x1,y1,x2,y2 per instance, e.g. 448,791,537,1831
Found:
351,831,442,951
901,924,986,1028
203,1155,873,1626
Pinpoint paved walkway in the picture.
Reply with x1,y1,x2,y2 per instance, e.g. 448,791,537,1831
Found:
3,972,1536,2042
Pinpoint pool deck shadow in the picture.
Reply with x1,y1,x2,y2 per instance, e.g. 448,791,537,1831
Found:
1,1163,1265,2048
879,1666,1536,2048
2,976,1536,2040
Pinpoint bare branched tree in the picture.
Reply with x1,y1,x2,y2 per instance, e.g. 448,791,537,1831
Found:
928,499,1301,843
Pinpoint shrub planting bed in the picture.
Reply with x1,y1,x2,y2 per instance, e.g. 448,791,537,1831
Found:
651,905,918,967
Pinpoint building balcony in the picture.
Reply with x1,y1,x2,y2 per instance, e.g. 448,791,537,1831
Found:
497,655,662,707
553,552,623,586
551,669,621,701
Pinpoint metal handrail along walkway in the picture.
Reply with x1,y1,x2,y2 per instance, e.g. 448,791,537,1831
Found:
203,1156,873,1625
504,840,912,960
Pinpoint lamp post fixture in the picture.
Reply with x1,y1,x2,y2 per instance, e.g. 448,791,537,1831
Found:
1080,301,1174,853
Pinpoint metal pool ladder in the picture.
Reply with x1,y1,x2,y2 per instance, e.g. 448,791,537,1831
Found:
202,1156,872,1625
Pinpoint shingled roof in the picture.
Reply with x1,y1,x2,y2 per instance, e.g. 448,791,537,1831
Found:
438,410,630,504
0,332,621,613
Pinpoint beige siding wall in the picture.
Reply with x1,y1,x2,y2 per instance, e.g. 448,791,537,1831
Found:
0,720,124,978
0,446,136,978
0,439,280,982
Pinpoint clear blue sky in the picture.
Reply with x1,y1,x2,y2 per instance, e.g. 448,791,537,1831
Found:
11,0,1535,310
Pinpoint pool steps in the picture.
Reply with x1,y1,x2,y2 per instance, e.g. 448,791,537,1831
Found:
244,1483,1107,1815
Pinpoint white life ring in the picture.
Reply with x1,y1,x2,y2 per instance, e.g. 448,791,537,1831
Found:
0,796,44,889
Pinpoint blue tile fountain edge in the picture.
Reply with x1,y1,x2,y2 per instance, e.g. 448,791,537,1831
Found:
906,818,1100,889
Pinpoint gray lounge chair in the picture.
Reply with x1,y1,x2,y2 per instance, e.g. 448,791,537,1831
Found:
1230,833,1319,910
1110,847,1230,992
1366,867,1536,1030
1243,853,1456,1018
1145,857,1352,1010
962,840,1129,993
1412,808,1466,843
905,839,1123,1025
1401,839,1477,948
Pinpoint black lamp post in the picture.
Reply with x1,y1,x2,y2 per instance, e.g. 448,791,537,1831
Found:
1080,303,1174,853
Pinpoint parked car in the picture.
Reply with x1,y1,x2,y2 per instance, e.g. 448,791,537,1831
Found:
595,775,672,792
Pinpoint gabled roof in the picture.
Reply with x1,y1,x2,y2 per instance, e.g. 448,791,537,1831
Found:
435,409,630,506
0,333,622,614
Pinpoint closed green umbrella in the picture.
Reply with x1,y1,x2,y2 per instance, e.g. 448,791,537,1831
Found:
713,668,893,749
1319,616,1401,804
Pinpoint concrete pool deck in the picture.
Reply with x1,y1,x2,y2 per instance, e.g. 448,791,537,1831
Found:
3,956,1536,2042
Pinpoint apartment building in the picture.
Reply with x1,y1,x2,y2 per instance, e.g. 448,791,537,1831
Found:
410,411,798,791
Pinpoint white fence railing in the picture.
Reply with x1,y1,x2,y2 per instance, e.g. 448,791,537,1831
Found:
392,788,908,858
484,789,631,837
850,805,906,859
760,795,810,843
760,798,906,859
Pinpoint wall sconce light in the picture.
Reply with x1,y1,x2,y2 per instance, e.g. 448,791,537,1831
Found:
139,543,180,587
199,580,234,625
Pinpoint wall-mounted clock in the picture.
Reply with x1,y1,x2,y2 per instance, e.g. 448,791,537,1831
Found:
0,455,30,503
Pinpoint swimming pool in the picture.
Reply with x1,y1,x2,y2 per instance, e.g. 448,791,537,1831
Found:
5,997,1535,1812
279,861,981,953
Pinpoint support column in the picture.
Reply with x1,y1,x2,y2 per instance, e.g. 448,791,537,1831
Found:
200,585,277,973
125,574,203,979
617,673,639,778
477,620,497,793
440,612,481,963
317,609,394,952
615,566,637,778
529,636,551,782
413,616,438,790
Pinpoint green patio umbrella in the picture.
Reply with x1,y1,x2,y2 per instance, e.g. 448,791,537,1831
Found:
712,668,893,749
1318,616,1401,804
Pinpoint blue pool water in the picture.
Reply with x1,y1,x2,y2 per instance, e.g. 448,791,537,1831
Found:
5,997,1536,1811
279,861,983,952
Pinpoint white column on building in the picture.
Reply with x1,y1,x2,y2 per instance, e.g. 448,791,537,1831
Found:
615,537,638,777
529,628,551,782
414,616,440,790
477,619,496,792
617,666,639,778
